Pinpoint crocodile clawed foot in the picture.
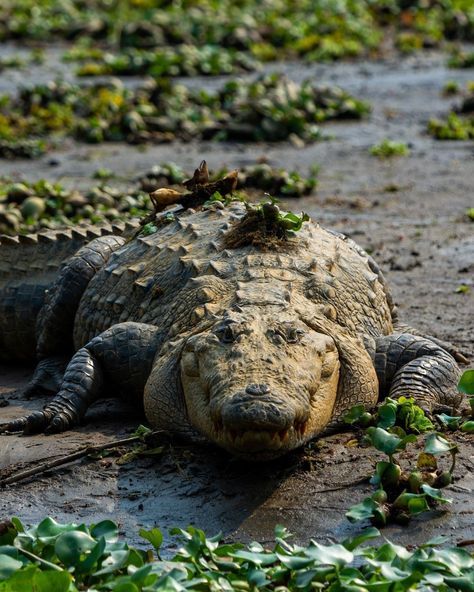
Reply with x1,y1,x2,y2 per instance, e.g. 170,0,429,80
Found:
0,410,54,435
0,417,28,434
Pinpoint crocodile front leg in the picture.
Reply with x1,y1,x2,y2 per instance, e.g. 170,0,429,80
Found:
1,322,160,434
375,333,465,415
24,235,125,398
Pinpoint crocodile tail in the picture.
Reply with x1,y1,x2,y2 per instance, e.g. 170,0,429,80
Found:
0,221,138,361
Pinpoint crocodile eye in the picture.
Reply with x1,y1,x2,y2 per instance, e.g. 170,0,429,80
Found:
286,327,305,343
269,326,305,344
215,322,238,344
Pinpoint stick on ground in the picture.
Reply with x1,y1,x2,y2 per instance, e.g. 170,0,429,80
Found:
0,431,164,487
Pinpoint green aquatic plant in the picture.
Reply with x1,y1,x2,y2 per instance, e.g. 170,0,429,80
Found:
369,139,410,158
0,75,369,157
75,45,258,77
0,178,152,235
428,112,474,139
345,369,474,527
0,516,473,591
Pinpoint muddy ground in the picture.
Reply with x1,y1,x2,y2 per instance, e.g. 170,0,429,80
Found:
0,50,473,551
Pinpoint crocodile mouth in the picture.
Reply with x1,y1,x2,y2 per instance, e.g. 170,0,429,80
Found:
212,419,308,454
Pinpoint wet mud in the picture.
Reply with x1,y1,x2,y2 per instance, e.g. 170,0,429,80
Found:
0,51,473,550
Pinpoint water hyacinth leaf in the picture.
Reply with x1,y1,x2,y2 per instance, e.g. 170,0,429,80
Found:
274,525,291,541
458,369,474,395
294,568,330,588
379,563,411,581
110,582,139,592
421,535,449,547
422,572,445,588
370,461,400,487
9,519,23,535
94,550,130,575
75,537,106,573
231,550,277,566
31,571,71,592
343,404,366,425
279,211,310,232
393,492,430,514
424,433,457,455
396,397,434,432
436,414,463,430
367,427,416,456
34,518,85,544
305,543,353,568
275,553,313,570
421,484,452,503
0,547,18,559
54,531,97,567
138,528,163,551
376,401,397,429
91,520,118,542
434,548,474,571
366,427,400,455
0,555,23,580
346,498,377,523
444,575,474,591
342,527,380,552
375,541,412,561
407,496,430,515
460,420,474,433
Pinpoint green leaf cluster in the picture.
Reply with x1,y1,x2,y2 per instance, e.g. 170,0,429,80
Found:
369,140,410,158
0,177,152,236
343,390,471,527
1,518,473,591
0,74,369,156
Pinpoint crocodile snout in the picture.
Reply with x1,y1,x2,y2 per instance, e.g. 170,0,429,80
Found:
245,383,271,396
220,392,296,432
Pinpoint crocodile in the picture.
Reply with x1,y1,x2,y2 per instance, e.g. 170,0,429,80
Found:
0,193,467,459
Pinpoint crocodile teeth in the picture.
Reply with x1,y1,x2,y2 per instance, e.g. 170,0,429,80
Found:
294,421,308,437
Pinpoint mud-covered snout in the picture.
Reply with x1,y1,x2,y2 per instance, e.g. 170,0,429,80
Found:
217,385,309,456
180,311,340,459
220,387,300,433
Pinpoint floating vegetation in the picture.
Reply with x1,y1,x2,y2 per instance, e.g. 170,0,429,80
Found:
2,1,474,66
343,390,474,526
74,45,258,77
0,159,319,235
0,139,47,159
0,50,44,72
429,83,474,139
448,49,474,68
429,112,474,139
0,179,152,235
370,139,410,158
443,80,461,95
0,1,380,61
1,516,473,591
0,75,369,157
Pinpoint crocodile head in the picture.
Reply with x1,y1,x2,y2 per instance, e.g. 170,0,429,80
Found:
180,309,340,459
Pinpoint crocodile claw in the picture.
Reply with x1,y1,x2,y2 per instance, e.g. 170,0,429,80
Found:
0,410,53,435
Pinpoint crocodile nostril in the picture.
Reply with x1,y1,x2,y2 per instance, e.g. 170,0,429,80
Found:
245,383,271,396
